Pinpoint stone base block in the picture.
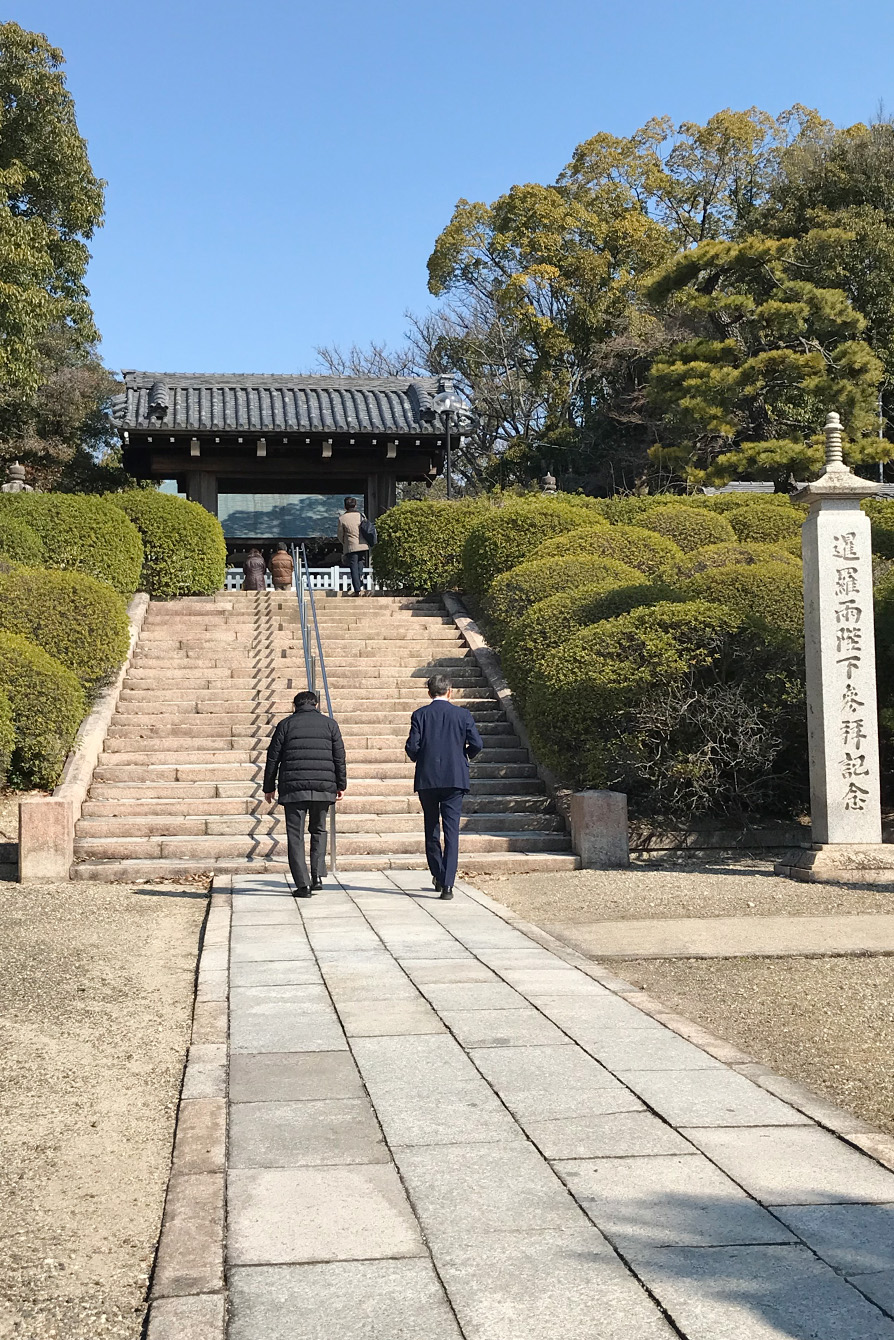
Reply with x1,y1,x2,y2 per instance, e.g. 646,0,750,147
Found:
775,843,894,883
18,797,74,883
570,790,629,869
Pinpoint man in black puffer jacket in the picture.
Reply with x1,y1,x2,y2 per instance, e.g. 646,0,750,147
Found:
264,690,347,896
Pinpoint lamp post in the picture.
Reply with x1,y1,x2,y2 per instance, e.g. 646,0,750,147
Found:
432,389,458,499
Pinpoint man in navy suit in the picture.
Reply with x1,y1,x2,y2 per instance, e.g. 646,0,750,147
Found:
405,674,484,900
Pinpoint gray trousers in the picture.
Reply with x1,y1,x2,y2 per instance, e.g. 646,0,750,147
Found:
283,801,330,889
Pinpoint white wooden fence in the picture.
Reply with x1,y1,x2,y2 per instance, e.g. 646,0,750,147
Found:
225,565,377,592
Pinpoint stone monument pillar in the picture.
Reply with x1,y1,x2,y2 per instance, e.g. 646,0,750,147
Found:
776,411,894,881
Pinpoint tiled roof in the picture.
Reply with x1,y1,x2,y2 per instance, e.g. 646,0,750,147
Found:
111,372,446,436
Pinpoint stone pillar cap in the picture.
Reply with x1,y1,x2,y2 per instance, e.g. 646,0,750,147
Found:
793,411,881,503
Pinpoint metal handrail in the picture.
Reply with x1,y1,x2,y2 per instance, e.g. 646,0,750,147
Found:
291,544,338,878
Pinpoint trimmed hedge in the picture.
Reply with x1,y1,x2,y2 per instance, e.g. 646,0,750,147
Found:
0,630,86,788
639,504,735,553
0,493,143,596
486,556,641,639
0,567,130,694
670,541,801,582
726,504,803,544
702,492,797,514
372,499,488,594
0,688,13,784
501,579,672,705
532,524,683,578
684,561,804,636
106,490,228,597
461,498,603,596
0,516,44,566
863,498,894,560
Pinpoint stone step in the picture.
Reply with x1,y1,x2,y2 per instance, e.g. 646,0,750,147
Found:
92,760,537,784
117,686,493,703
97,745,528,766
110,706,506,726
73,831,572,860
86,776,544,801
107,717,512,738
80,793,552,818
76,812,564,837
70,851,580,881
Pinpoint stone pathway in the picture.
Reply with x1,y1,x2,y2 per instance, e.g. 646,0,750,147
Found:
214,872,894,1338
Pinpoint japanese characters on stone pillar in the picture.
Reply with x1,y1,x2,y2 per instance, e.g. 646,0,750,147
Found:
777,410,894,882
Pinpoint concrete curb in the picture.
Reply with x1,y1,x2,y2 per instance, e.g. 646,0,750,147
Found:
145,882,230,1339
441,592,565,804
455,877,894,1174
17,592,150,882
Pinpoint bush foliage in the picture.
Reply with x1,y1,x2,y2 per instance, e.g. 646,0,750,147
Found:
0,630,86,788
0,493,143,596
486,556,641,638
525,601,805,818
670,541,801,581
639,504,735,552
0,688,13,785
726,504,804,544
0,567,130,693
106,491,228,597
373,499,488,594
0,515,44,565
683,562,805,636
461,498,603,595
532,523,682,577
863,498,894,560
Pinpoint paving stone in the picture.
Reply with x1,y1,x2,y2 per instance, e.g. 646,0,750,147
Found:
578,1026,727,1072
555,1153,794,1249
526,1111,694,1160
229,1051,364,1103
437,1006,568,1049
402,959,497,984
851,1272,894,1317
230,935,316,964
229,1099,387,1167
619,1068,812,1128
393,1141,584,1240
470,1045,642,1120
494,967,606,995
227,1165,425,1264
774,1204,894,1277
431,1228,677,1340
320,966,421,1002
625,1242,894,1339
172,1098,226,1174
684,1126,894,1205
228,1260,462,1339
231,907,303,925
230,986,347,1053
419,981,530,1011
153,1172,224,1296
230,959,322,987
336,997,446,1036
351,1034,481,1089
369,1078,524,1147
528,992,659,1032
146,1293,226,1340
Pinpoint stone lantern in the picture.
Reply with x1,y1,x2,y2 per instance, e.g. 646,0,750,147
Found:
1,461,34,493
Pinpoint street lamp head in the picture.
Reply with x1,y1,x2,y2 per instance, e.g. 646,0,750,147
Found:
432,391,457,414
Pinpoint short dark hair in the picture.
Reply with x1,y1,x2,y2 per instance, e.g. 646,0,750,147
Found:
274,541,287,552
344,496,357,510
293,690,319,710
427,674,450,697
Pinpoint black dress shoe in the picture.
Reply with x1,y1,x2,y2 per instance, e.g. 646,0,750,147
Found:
440,887,454,900
295,886,312,898
312,878,323,891
432,878,442,893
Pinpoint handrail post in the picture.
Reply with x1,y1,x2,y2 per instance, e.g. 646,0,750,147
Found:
301,543,338,879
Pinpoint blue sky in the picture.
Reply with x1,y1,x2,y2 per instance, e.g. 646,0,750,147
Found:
14,0,894,376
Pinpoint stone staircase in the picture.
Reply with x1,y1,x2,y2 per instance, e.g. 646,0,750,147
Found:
72,590,579,880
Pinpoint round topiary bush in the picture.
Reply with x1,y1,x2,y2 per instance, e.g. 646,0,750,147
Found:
486,556,642,640
0,515,44,566
863,498,894,560
726,504,803,545
531,524,683,578
0,630,86,788
670,541,801,582
461,498,604,596
0,688,13,785
0,494,143,596
0,567,130,694
638,504,735,553
372,499,488,594
501,578,674,704
525,600,806,816
105,490,228,597
684,561,804,636
702,491,797,514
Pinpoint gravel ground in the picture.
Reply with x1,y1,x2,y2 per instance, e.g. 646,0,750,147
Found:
0,878,207,1339
475,860,894,923
620,956,894,1137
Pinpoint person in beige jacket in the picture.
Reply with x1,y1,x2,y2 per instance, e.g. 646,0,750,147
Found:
336,497,369,596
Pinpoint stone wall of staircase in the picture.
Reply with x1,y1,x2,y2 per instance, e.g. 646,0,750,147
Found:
72,591,579,880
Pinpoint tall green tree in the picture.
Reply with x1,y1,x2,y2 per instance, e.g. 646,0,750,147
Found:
644,234,884,488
